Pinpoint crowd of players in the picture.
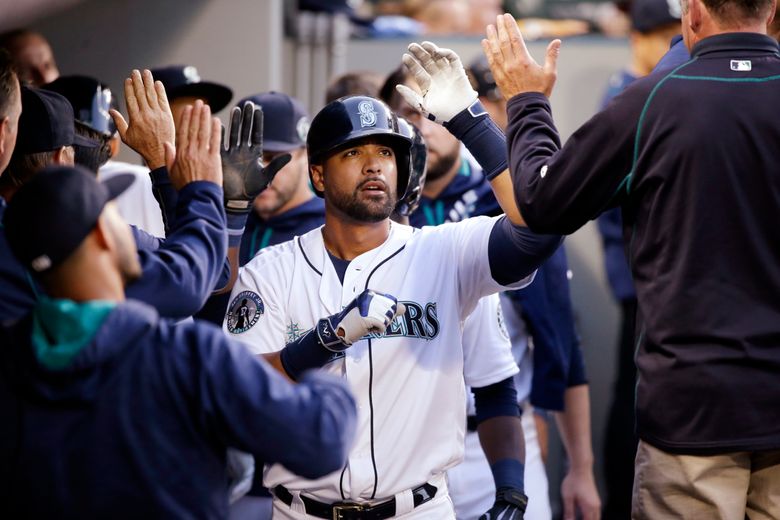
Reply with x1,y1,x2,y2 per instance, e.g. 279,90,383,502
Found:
1,0,779,518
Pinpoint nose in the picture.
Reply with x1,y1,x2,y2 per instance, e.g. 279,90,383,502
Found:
362,151,384,175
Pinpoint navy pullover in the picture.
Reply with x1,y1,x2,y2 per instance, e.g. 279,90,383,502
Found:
507,33,780,453
0,300,356,519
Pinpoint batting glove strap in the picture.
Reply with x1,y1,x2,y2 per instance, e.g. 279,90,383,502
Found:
479,488,528,520
329,290,404,348
316,317,348,352
444,100,508,180
225,211,249,247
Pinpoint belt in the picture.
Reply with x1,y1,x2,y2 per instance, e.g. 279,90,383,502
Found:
273,483,438,519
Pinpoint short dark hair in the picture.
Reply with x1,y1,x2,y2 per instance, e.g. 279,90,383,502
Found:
378,65,411,110
73,121,112,174
0,48,18,118
686,0,775,25
325,71,384,104
2,150,56,188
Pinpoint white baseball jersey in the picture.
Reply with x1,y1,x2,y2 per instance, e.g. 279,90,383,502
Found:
225,216,534,503
98,160,165,237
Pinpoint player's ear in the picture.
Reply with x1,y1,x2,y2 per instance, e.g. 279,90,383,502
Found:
93,210,115,253
310,164,325,193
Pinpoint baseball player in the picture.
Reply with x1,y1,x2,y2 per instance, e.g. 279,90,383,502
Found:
225,42,561,518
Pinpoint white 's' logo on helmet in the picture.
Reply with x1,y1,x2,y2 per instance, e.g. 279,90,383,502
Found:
358,100,378,128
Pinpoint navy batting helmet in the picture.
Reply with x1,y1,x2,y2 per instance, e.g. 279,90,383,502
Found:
307,95,413,200
395,117,428,217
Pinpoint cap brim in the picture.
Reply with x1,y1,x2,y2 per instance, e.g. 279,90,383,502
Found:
73,133,101,148
169,82,233,112
263,140,305,153
102,173,135,200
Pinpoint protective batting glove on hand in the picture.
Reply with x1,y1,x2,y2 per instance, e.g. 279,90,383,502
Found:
317,290,406,351
479,488,528,520
222,102,291,214
397,41,478,124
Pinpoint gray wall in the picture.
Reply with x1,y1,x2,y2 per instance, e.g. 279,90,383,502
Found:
28,0,631,510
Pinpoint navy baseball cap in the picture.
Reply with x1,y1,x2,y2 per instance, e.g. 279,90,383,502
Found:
467,56,502,102
42,75,117,136
15,86,98,154
238,92,310,152
150,65,233,112
631,0,681,33
4,165,135,273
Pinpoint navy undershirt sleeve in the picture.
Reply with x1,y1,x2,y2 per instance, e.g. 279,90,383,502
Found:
488,216,562,286
472,376,520,425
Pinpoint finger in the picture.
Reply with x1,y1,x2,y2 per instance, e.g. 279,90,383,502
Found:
198,103,212,150
240,102,254,148
562,494,575,520
395,302,406,318
228,106,242,149
188,101,203,150
251,105,263,150
485,24,505,70
130,69,149,111
209,117,221,158
163,141,176,172
502,13,531,63
496,13,513,63
154,80,172,116
177,105,193,150
109,109,128,140
220,123,226,153
432,46,464,71
123,77,139,119
544,39,562,78
421,41,450,72
401,53,431,93
142,69,159,110
407,42,440,75
265,153,291,179
395,85,424,112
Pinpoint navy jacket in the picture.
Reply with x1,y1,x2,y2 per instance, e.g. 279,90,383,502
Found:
507,33,780,452
1,178,228,323
0,300,356,519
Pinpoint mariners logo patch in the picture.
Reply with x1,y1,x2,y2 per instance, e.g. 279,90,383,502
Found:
358,100,378,127
227,291,264,334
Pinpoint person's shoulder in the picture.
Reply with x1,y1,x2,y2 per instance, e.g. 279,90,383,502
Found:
243,234,300,271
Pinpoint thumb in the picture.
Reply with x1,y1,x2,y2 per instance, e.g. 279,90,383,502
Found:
395,302,407,319
110,109,128,141
395,84,424,112
163,141,176,173
544,39,561,78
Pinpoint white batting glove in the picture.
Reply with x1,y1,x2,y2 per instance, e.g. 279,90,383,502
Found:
318,290,406,350
396,41,479,123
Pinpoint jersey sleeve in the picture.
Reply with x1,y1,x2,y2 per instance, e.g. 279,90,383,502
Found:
506,87,647,234
462,294,519,388
434,215,535,319
125,181,229,319
222,250,289,356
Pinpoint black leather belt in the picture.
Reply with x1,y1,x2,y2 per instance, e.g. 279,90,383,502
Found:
273,483,438,519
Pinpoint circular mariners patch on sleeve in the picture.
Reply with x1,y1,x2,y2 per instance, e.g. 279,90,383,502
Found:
226,291,265,334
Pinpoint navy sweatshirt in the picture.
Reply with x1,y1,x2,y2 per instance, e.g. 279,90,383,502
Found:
507,33,780,453
0,300,356,519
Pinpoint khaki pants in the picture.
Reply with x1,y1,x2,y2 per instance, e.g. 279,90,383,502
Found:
632,440,780,520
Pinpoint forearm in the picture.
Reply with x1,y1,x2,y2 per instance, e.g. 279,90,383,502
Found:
553,384,595,472
444,101,524,225
477,416,525,465
148,166,179,235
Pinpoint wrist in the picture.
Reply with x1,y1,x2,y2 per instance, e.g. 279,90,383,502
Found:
280,326,341,381
490,458,525,492
225,211,249,248
443,101,508,180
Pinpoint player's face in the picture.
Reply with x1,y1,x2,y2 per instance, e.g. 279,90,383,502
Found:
13,34,59,86
0,78,22,173
103,203,142,284
314,138,398,223
253,147,308,217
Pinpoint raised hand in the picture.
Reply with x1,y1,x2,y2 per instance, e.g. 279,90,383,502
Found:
164,100,222,190
110,69,175,169
482,13,561,100
221,102,291,214
396,41,478,123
